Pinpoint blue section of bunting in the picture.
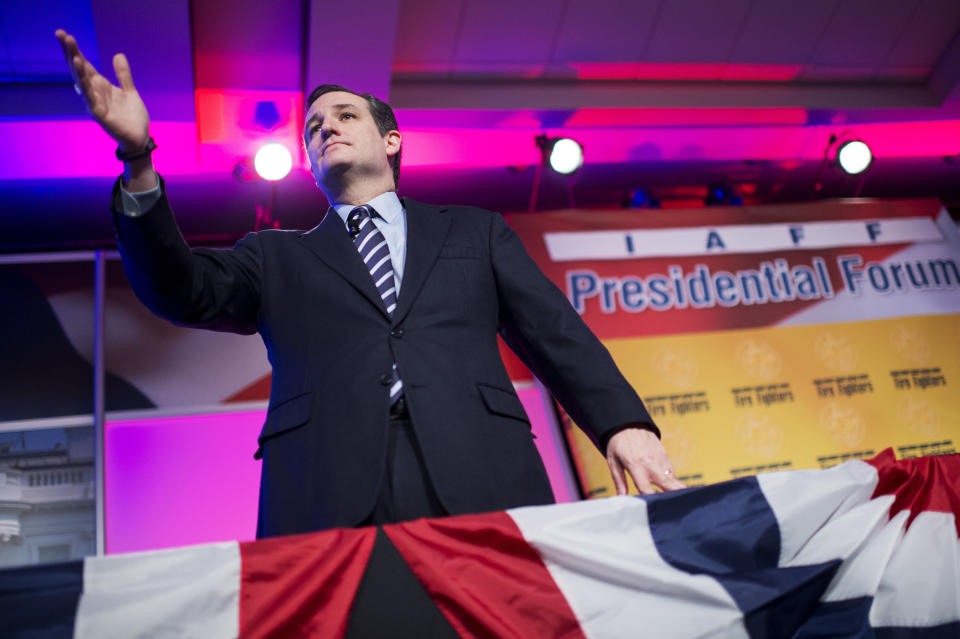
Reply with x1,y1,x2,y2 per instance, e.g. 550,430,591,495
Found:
646,477,780,574
645,477,840,638
875,622,960,638
0,559,82,639
794,597,960,639
793,597,874,638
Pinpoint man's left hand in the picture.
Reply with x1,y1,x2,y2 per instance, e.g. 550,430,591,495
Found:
605,428,687,495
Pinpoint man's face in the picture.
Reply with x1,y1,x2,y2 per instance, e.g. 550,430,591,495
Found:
303,91,399,189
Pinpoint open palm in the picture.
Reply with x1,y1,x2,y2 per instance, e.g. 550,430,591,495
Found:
55,29,149,151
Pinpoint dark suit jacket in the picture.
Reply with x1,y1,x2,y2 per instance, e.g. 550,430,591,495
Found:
112,178,656,537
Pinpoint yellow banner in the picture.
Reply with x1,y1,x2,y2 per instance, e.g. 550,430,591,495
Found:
567,313,960,497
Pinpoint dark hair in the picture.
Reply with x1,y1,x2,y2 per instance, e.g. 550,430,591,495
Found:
305,84,401,189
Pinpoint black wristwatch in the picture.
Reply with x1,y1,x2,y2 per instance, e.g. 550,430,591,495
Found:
116,137,157,162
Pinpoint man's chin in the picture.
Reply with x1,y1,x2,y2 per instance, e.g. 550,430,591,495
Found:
316,163,351,190
319,160,350,179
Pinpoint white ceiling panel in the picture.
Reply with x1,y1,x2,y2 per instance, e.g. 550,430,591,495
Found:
810,0,921,68
883,0,960,69
454,0,566,63
305,0,400,99
394,0,464,64
193,0,301,90
642,0,753,63
551,0,661,63
729,0,840,64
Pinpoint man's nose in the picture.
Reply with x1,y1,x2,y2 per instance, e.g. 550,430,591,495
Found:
320,121,337,140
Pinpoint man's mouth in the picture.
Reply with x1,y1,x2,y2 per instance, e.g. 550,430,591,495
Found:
322,142,347,155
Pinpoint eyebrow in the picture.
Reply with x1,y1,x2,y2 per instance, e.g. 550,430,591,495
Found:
304,103,361,139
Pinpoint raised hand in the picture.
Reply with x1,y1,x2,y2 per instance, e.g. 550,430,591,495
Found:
55,29,150,153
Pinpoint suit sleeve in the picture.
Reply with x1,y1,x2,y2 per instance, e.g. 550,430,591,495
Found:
488,211,658,451
110,175,262,335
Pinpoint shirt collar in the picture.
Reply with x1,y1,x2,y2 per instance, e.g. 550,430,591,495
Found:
333,191,403,225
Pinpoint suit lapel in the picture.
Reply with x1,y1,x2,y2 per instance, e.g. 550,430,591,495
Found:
394,198,451,325
298,208,389,317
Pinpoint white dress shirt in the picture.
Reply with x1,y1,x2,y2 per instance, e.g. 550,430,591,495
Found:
333,191,407,293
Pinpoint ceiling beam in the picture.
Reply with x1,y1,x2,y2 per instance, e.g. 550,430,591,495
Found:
390,79,940,111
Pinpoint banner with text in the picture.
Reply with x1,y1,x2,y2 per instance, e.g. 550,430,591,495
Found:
508,198,960,497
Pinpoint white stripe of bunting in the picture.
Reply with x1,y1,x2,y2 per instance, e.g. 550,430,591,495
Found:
74,541,240,639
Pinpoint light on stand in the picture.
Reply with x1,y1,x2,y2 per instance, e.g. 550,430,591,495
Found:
836,140,872,175
530,135,584,212
254,143,293,181
549,138,584,175
811,133,874,198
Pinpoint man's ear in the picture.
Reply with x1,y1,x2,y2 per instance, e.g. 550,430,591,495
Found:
384,130,401,157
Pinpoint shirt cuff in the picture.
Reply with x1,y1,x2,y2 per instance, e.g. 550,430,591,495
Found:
119,181,162,217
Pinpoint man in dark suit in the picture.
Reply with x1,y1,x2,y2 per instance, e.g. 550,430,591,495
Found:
57,30,685,538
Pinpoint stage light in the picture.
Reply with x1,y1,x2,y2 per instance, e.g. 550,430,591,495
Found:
549,138,583,175
811,133,874,198
704,183,742,206
529,135,585,211
836,140,872,175
254,143,292,181
534,134,584,175
625,188,660,209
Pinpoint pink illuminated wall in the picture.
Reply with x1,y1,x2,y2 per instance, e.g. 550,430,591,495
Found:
105,410,265,553
104,386,575,553
517,386,578,504
9,115,960,181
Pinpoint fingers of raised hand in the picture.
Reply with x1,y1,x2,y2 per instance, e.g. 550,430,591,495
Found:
56,30,104,98
78,57,96,85
75,59,101,111
56,31,84,78
113,53,136,91
55,29,76,61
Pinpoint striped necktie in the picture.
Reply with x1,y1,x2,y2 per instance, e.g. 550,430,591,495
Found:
347,205,403,404
348,205,398,315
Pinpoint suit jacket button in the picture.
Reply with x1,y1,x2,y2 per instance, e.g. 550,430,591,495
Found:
390,328,404,338
379,374,393,385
